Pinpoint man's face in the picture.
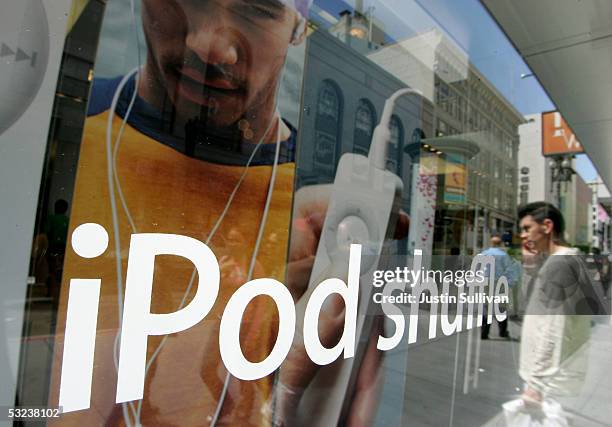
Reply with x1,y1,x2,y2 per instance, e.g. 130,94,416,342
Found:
519,215,549,253
141,0,298,128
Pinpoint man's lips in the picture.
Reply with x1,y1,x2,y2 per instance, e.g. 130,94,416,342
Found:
173,67,244,107
178,66,240,91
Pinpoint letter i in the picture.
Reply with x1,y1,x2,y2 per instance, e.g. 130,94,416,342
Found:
59,223,109,413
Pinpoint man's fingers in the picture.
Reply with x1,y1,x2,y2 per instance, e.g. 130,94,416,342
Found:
318,293,346,348
280,293,345,392
286,256,315,302
295,185,409,242
346,316,384,427
306,211,326,241
294,184,333,217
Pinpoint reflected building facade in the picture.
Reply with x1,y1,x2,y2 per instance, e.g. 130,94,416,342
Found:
304,14,524,256
368,28,523,254
296,25,435,228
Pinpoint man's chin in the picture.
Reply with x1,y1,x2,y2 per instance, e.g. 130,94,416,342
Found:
173,95,243,128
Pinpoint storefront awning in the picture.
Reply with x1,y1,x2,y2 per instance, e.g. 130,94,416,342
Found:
481,0,612,190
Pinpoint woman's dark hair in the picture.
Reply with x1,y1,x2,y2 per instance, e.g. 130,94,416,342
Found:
517,202,565,238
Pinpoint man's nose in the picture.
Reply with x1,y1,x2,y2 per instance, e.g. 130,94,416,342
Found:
185,13,239,66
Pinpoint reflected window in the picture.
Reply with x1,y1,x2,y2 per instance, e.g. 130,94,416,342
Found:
353,99,376,156
436,118,448,137
314,80,343,178
387,115,403,174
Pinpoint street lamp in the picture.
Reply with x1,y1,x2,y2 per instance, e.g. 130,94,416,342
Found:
549,155,575,208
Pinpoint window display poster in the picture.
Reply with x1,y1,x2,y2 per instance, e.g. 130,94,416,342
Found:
48,1,309,425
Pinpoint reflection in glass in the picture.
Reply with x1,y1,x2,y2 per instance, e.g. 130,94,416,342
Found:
354,98,376,156
314,79,343,179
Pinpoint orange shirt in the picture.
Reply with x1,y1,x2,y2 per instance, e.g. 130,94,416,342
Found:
49,110,295,426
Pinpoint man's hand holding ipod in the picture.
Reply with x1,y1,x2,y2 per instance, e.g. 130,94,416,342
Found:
274,184,409,426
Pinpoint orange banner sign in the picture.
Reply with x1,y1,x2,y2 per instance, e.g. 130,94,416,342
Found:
542,111,583,156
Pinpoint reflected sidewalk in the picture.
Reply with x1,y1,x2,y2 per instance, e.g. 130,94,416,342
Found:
374,314,612,427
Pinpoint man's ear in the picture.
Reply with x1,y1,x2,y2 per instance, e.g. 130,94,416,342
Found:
542,218,555,236
291,18,307,45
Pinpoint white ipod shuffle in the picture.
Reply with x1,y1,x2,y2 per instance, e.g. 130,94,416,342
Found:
297,89,422,426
